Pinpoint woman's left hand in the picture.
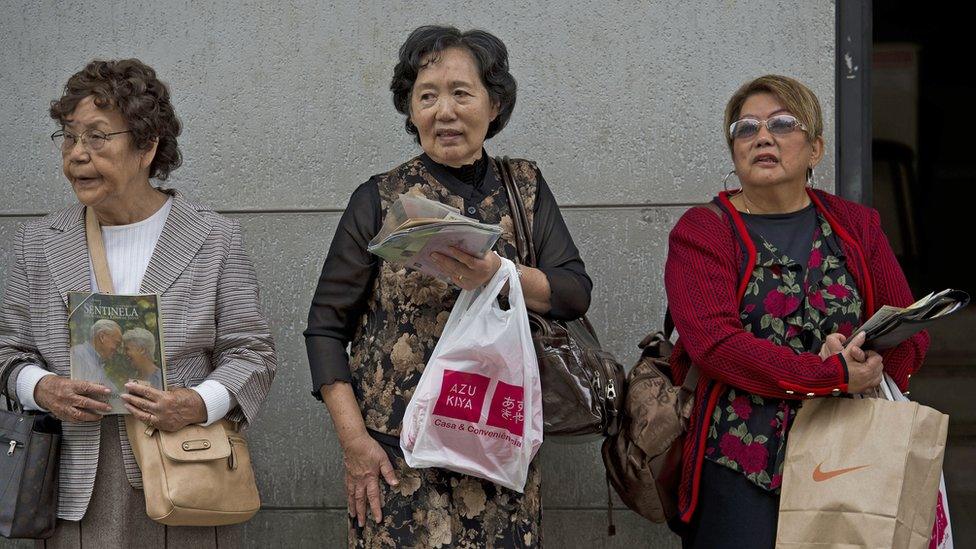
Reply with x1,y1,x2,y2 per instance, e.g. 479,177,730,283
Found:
819,332,849,361
121,382,208,431
431,247,501,291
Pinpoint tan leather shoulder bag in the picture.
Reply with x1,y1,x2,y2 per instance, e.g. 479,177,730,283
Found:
123,416,260,526
86,206,260,526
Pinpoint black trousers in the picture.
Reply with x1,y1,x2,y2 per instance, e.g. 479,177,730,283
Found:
680,460,779,549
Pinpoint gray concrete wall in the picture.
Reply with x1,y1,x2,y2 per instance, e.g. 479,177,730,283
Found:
0,1,835,546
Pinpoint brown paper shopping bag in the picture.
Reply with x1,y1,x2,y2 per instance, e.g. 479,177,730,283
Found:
776,396,948,549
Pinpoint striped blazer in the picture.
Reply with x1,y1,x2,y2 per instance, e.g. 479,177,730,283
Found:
0,189,276,521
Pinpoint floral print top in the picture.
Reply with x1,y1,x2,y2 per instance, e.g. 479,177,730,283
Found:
347,156,539,438
703,207,863,491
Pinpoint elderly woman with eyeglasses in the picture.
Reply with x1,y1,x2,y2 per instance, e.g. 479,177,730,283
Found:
0,58,275,545
663,75,928,547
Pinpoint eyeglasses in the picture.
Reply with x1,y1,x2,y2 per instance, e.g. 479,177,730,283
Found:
729,114,807,140
51,128,131,154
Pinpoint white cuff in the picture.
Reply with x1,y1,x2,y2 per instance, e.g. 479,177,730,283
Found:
190,380,235,426
15,364,56,412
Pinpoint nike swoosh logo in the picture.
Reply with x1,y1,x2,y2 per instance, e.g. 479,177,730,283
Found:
812,462,870,482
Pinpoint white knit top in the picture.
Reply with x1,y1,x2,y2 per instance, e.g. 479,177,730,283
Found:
92,197,172,294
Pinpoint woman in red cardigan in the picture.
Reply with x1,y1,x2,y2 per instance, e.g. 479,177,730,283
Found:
664,75,928,548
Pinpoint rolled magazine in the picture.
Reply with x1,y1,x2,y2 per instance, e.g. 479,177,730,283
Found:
851,288,969,351
368,193,502,279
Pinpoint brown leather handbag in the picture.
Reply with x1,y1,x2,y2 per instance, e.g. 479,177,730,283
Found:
86,207,260,526
496,157,626,438
601,313,698,524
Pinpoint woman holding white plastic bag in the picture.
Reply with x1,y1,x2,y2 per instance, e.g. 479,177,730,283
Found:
303,26,591,548
402,257,543,492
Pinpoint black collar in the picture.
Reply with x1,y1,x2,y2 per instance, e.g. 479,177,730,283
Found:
420,150,499,204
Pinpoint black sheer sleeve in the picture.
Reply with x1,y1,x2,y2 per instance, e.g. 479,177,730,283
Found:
304,180,381,400
531,168,593,320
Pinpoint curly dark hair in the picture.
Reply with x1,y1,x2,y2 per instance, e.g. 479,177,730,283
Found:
49,59,182,180
391,26,517,143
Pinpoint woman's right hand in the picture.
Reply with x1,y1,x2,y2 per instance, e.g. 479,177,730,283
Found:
342,433,399,527
34,375,112,421
838,332,884,394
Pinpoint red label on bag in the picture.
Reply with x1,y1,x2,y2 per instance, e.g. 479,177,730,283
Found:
432,370,491,423
486,380,525,436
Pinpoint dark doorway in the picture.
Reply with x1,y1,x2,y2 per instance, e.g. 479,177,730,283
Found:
874,2,976,295
874,1,976,542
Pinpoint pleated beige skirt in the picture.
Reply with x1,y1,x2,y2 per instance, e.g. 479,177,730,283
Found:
36,419,241,548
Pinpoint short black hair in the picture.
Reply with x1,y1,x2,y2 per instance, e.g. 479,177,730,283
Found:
50,59,182,180
391,25,517,142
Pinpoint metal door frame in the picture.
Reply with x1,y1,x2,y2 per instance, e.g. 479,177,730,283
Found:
836,0,872,205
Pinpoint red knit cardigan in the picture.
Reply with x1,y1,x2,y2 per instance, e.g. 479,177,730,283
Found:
664,188,929,523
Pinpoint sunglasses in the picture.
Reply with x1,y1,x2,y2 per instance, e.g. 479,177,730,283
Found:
729,114,807,140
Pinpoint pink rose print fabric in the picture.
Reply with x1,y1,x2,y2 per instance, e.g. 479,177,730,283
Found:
704,214,863,492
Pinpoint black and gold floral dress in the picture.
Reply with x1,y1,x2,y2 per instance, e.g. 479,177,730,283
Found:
305,152,592,548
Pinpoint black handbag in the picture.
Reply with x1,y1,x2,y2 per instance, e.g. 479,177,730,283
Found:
0,367,61,539
496,157,625,438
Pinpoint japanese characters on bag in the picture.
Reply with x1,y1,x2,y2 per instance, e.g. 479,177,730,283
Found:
431,369,526,447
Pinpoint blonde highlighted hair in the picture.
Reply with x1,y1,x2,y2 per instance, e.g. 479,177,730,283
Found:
723,75,823,152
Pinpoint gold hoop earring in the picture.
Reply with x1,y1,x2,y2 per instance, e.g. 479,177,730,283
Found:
723,170,740,195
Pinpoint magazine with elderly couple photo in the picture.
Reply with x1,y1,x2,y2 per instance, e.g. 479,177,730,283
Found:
67,292,167,414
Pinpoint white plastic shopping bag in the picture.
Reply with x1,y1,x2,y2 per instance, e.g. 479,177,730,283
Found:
883,375,954,549
400,257,543,492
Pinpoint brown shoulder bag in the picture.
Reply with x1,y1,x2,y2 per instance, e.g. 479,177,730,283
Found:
496,157,626,438
600,312,698,525
600,202,720,526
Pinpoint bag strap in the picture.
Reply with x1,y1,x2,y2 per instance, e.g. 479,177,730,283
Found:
1,363,18,412
662,202,720,341
667,202,721,393
655,308,698,391
682,364,700,392
496,156,537,267
703,200,723,219
664,307,675,340
85,207,115,294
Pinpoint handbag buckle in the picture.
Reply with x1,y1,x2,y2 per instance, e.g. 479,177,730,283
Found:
181,439,213,451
